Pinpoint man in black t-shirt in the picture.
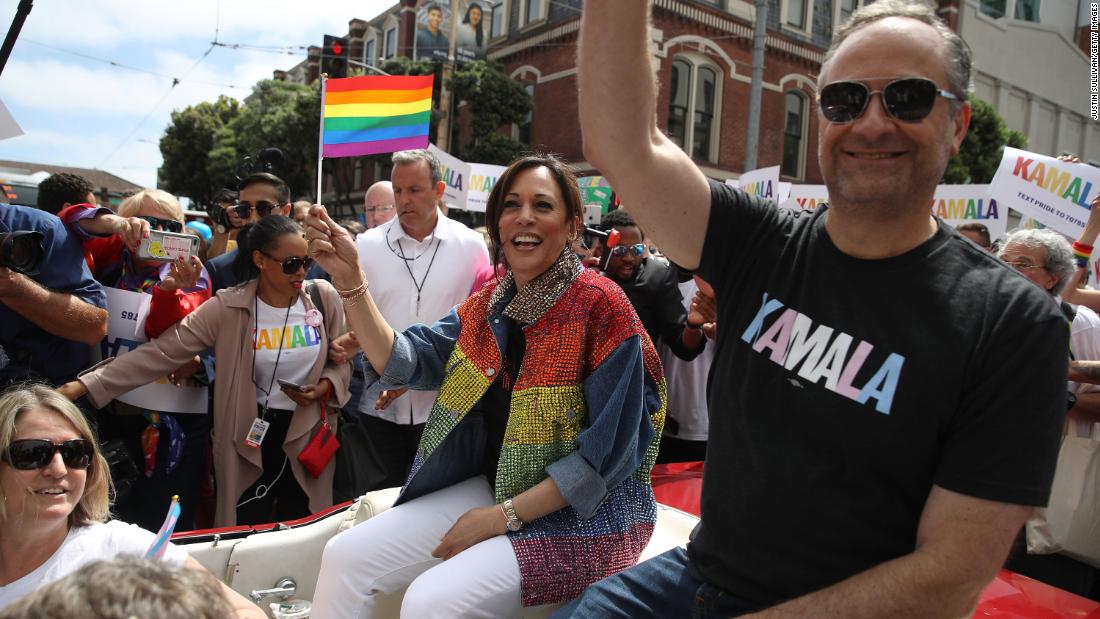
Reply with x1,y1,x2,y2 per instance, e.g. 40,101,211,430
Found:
561,1,1069,617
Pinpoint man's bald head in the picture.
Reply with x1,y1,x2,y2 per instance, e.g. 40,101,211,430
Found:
363,180,396,228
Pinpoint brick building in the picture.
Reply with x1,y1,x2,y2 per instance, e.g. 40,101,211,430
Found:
279,0,1099,205
487,0,833,183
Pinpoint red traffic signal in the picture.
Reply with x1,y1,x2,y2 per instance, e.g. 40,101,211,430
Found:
322,34,349,78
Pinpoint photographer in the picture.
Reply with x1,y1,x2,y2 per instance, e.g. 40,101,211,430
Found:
0,203,107,387
206,188,238,260
206,173,292,294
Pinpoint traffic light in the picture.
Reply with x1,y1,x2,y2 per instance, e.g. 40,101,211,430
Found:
322,35,349,78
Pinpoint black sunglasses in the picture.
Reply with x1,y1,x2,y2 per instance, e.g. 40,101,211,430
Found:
234,201,279,219
2,439,94,470
818,77,960,124
260,250,313,274
139,216,183,234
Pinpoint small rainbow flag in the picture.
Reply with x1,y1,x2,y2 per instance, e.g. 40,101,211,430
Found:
144,495,181,560
321,75,433,158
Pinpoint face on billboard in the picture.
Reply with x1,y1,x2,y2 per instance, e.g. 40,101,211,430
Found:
416,1,490,63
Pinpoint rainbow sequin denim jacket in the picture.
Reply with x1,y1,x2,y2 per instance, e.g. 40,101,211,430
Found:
365,260,667,606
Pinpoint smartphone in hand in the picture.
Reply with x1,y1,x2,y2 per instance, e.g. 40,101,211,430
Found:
137,230,199,262
277,379,306,392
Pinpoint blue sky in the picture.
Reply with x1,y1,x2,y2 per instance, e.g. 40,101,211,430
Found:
0,0,393,188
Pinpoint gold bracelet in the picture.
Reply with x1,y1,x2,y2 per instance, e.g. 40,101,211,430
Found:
341,288,368,306
338,282,367,299
335,271,368,297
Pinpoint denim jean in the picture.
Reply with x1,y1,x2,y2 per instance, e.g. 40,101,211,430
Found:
551,547,759,619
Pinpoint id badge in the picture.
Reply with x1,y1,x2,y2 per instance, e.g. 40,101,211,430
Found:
245,418,271,448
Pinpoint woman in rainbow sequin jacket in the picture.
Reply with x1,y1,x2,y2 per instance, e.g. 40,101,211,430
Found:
306,153,666,618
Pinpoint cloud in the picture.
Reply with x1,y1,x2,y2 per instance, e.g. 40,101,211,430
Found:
5,0,396,50
0,0,396,190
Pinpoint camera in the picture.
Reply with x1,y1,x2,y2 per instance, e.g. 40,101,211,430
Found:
211,203,234,232
0,231,44,275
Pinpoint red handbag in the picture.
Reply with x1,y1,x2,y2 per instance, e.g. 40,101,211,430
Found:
297,385,340,478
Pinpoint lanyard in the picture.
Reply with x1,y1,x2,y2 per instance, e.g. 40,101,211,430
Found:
387,232,442,317
251,294,294,417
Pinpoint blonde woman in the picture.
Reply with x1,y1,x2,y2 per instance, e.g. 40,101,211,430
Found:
0,384,262,617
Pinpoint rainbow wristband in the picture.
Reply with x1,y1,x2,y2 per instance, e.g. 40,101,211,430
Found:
1073,245,1093,268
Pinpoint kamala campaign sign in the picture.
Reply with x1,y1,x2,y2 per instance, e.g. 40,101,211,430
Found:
780,185,830,211
736,165,781,203
466,162,505,213
428,144,469,211
989,147,1100,240
931,185,1007,240
95,288,208,414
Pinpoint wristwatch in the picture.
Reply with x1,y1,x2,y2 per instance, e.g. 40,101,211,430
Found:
215,223,228,234
501,498,524,532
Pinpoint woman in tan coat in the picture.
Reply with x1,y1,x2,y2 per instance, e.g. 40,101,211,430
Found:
60,216,350,527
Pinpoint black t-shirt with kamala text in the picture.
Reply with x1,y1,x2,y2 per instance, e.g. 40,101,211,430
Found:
690,180,1068,607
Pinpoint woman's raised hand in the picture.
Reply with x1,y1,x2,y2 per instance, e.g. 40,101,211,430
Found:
304,205,363,290
159,255,203,292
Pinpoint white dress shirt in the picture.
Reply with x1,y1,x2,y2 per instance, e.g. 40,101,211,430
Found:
356,209,491,424
657,279,715,441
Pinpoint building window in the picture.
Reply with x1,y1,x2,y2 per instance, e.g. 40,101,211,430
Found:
666,56,721,163
783,0,812,31
1015,0,1040,22
980,0,1006,18
692,66,717,161
365,39,376,64
520,0,546,28
836,0,860,26
384,27,397,58
490,1,507,39
782,91,807,179
518,82,535,143
668,59,690,150
980,0,1039,21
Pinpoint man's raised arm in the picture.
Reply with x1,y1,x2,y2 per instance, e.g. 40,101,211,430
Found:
578,2,711,270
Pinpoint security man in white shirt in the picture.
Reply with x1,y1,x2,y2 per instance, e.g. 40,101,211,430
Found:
338,149,491,490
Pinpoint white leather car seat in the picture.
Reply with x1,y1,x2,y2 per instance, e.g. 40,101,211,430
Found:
181,487,697,618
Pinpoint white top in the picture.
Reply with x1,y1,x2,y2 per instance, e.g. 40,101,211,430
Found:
253,297,322,410
1069,303,1100,439
0,520,189,610
356,209,490,424
658,280,715,441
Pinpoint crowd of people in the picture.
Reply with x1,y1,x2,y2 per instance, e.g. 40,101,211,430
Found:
1,0,1098,616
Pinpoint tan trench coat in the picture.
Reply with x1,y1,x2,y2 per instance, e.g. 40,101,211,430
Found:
79,279,351,527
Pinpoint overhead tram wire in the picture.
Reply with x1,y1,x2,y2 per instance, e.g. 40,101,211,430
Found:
97,40,217,167
99,0,225,169
21,39,244,90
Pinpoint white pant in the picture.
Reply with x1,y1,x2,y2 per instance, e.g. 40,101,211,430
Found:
311,476,524,619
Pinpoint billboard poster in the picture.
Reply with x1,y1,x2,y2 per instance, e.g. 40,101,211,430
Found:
414,1,490,64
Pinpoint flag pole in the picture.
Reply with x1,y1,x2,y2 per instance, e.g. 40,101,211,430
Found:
315,73,327,204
